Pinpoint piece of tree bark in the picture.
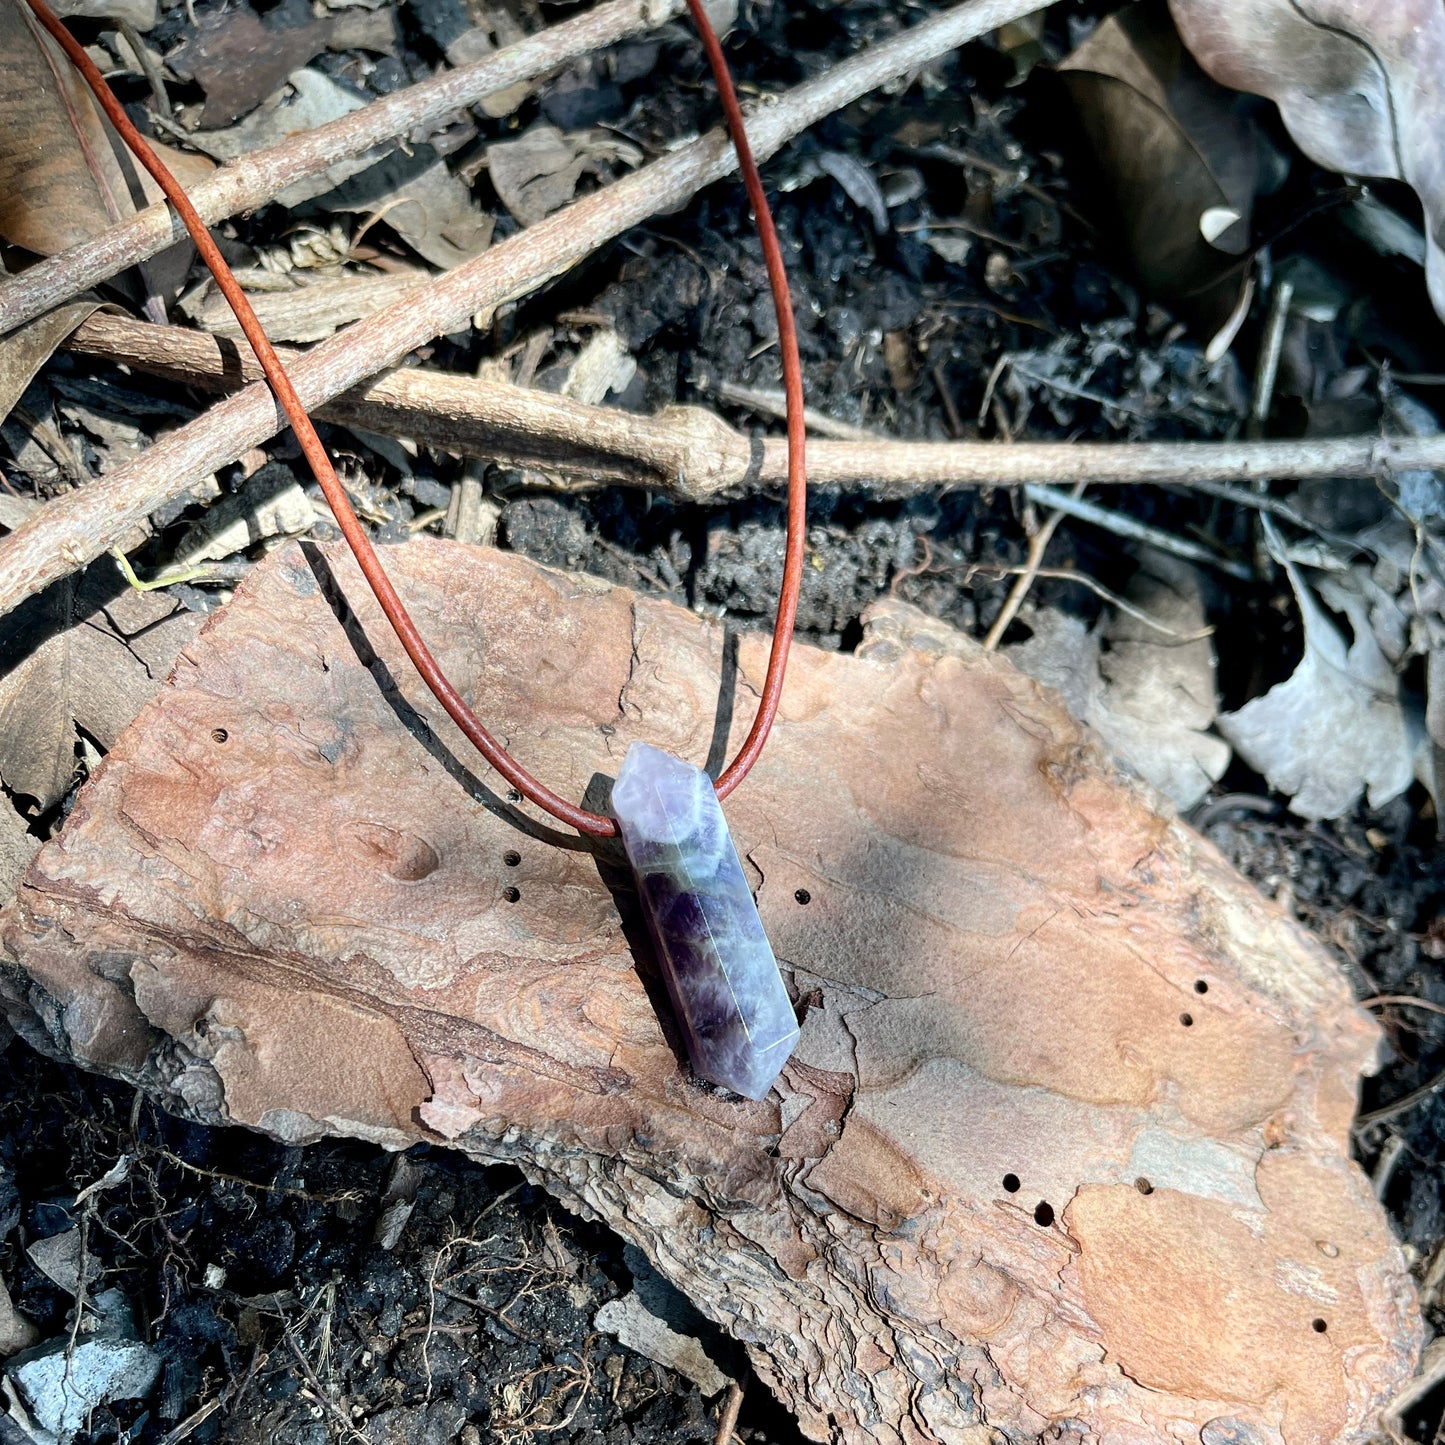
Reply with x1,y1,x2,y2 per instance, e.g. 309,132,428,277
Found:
0,541,1420,1444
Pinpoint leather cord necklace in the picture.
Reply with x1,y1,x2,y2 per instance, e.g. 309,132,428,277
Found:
25,0,809,1099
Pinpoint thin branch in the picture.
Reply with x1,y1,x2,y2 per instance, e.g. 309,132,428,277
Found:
60,313,1445,509
1355,1068,1445,1129
1021,484,1254,580
966,565,1214,639
64,312,751,493
712,378,873,439
1363,995,1445,1019
714,1380,744,1445
778,434,1445,496
982,486,1077,650
0,0,687,335
0,0,1042,618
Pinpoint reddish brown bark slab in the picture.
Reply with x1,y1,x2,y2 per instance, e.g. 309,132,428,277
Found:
0,540,1420,1443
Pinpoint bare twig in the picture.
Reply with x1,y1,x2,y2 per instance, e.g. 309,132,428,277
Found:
0,0,1041,617
1021,484,1253,580
0,0,688,335
1364,995,1445,1018
60,313,1445,509
966,565,1213,639
714,1379,745,1445
780,433,1445,496
155,1398,220,1445
64,311,753,494
1355,1069,1445,1129
712,378,874,439
982,485,1078,650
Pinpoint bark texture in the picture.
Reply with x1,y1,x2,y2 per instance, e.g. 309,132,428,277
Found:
0,541,1421,1444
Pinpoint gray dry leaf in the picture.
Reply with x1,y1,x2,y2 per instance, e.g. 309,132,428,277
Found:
1005,559,1228,811
1058,2,1260,309
169,3,331,126
319,144,494,270
1218,563,1413,820
487,123,643,227
26,1230,101,1298
51,0,156,28
0,562,201,811
1169,0,1445,322
0,802,38,910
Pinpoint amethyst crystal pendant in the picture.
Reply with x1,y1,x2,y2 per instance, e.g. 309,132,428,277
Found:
611,741,800,1099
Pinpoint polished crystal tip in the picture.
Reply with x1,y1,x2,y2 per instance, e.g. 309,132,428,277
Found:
612,741,800,1099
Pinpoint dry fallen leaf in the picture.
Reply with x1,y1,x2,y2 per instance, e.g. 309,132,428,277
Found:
1006,555,1229,810
0,799,38,904
0,541,1419,1445
1218,560,1413,820
49,0,156,30
0,1,210,310
487,122,643,227
0,301,101,426
320,144,495,271
169,2,331,126
1059,1,1261,315
1169,0,1445,322
0,559,200,811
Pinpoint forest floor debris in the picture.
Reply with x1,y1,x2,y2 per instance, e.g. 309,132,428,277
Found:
1,0,1444,1437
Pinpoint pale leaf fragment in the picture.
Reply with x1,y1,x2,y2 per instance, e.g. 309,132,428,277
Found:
1218,564,1413,819
1007,558,1228,810
173,465,316,567
487,123,642,227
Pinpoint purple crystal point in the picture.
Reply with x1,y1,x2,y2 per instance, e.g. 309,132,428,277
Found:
612,741,799,1099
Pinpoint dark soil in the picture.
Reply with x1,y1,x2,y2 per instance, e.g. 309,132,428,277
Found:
2,0,1444,1438
0,1044,800,1445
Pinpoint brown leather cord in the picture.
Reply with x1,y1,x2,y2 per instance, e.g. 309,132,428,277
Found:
24,0,807,836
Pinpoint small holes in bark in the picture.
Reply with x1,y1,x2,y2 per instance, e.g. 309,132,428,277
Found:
503,851,521,867
1135,1177,1153,1195
1033,1201,1055,1227
1002,1173,1021,1193
1194,979,1209,994
1312,1318,1328,1333
794,888,811,905
211,728,229,744
1180,1012,1194,1027
502,886,521,903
